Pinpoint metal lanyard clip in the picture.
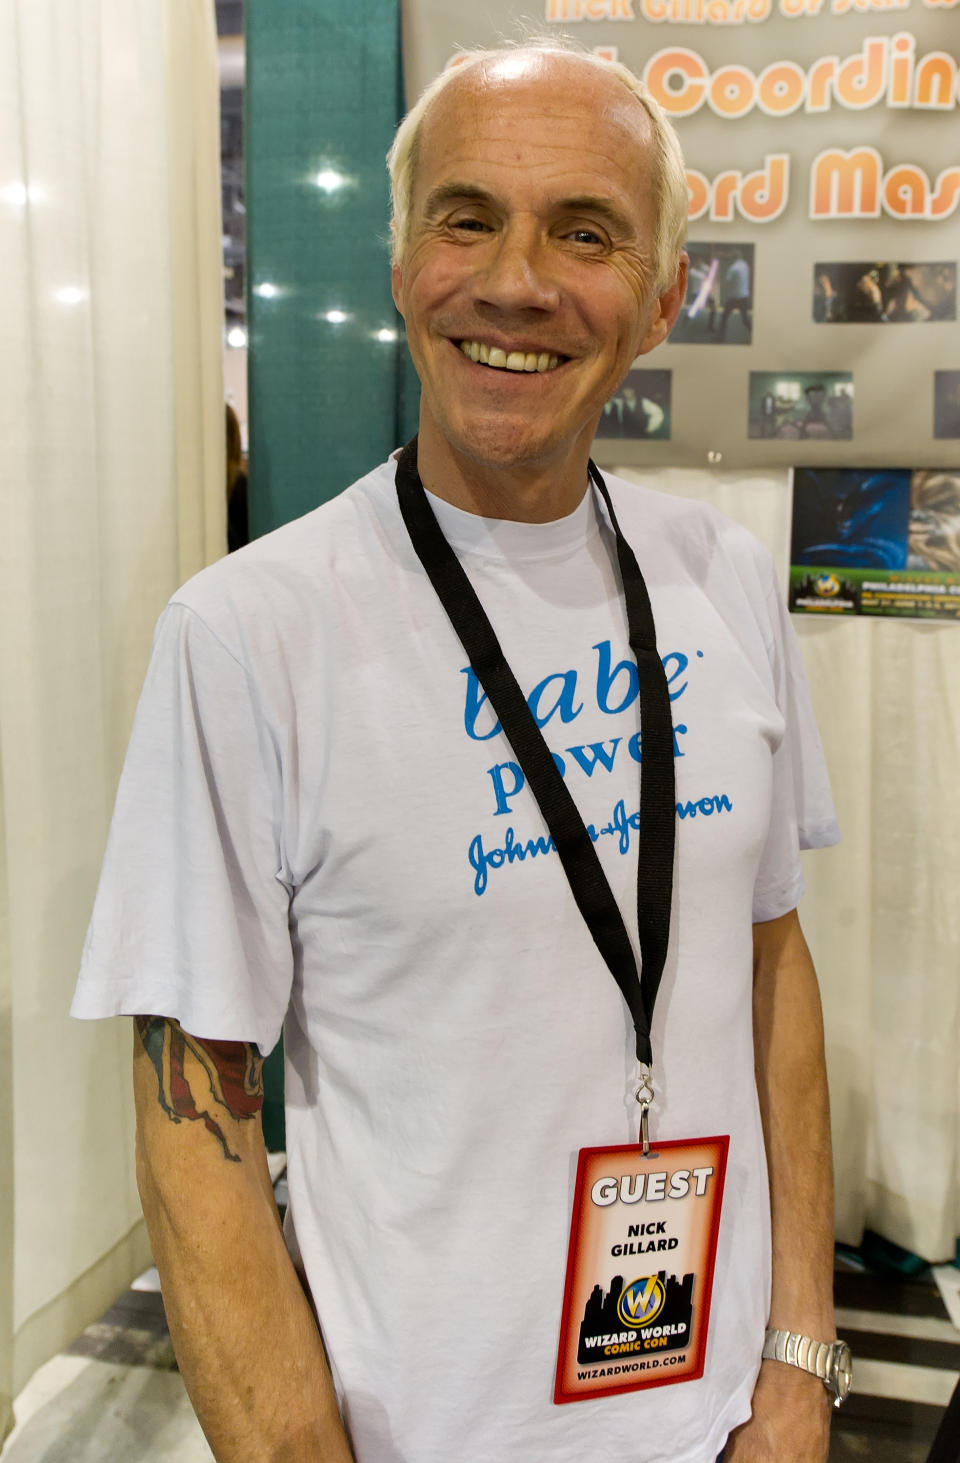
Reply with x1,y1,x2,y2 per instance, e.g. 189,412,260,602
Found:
635,1063,654,1156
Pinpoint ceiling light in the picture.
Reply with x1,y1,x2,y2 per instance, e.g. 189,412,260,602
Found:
227,326,248,348
324,309,349,324
315,169,348,194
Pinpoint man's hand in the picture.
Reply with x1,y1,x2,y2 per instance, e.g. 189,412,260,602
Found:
725,1361,831,1462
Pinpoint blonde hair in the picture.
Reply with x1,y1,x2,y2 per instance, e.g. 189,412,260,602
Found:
386,39,688,293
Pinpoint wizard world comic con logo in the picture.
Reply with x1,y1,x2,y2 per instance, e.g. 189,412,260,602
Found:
577,1270,694,1366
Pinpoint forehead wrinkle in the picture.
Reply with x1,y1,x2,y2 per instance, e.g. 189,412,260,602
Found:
421,108,655,198
418,132,651,208
434,108,650,163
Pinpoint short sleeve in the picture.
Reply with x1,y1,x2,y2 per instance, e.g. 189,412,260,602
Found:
752,572,840,924
71,602,293,1054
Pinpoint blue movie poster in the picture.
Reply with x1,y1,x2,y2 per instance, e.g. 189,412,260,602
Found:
790,468,960,619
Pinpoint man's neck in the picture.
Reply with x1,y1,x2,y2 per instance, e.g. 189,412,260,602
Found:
413,425,592,524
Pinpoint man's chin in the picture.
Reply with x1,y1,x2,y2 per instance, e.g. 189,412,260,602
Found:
436,416,590,474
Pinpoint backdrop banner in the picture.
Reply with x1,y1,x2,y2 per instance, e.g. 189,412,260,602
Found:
400,1,960,470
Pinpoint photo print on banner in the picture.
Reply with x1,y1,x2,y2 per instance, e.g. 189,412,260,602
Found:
595,370,672,441
749,372,853,442
813,262,957,324
935,373,960,440
789,467,960,620
672,243,754,346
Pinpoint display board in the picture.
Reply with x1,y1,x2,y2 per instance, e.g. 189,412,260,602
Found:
400,1,960,471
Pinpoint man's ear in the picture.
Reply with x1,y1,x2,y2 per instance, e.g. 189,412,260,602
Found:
637,252,688,356
391,263,405,317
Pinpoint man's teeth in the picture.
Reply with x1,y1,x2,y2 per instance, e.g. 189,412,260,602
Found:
459,341,560,373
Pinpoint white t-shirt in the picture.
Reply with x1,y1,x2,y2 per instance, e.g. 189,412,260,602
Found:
74,460,839,1463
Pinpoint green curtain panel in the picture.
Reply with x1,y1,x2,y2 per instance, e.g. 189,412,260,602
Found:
247,0,418,541
247,0,418,1145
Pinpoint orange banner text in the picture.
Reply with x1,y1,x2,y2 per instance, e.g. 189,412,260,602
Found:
645,34,959,117
684,150,960,220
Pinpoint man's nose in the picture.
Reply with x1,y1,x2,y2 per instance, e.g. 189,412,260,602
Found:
473,221,560,313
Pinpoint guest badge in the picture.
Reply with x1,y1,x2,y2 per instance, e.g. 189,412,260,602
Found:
554,1135,729,1404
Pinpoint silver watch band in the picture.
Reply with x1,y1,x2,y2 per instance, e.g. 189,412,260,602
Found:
763,1328,832,1378
762,1327,853,1407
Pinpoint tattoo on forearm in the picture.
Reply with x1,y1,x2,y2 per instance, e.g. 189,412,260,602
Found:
135,1016,265,1163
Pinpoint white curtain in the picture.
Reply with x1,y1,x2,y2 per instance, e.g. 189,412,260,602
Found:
620,465,960,1265
0,0,225,1440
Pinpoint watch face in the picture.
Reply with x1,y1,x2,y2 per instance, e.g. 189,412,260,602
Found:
830,1341,853,1404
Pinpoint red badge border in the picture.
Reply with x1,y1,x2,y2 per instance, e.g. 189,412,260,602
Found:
554,1133,730,1405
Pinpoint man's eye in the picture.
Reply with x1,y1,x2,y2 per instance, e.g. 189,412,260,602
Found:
452,217,489,233
566,228,604,246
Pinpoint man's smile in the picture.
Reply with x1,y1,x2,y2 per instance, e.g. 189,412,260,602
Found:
456,339,566,373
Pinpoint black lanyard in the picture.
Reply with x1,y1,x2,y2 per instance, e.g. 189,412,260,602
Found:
395,437,675,1074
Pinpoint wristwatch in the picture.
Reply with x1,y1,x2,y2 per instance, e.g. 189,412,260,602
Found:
762,1328,853,1407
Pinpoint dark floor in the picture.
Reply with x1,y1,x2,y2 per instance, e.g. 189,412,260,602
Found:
831,1257,960,1461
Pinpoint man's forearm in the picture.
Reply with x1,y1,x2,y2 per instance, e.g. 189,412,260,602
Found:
725,911,834,1461
752,910,835,1340
134,1019,354,1463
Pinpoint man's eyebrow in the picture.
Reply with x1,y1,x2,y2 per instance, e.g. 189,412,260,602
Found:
558,196,635,234
420,185,635,236
422,182,495,216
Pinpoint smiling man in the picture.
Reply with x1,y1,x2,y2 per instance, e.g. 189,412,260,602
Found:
391,49,684,519
73,42,844,1463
